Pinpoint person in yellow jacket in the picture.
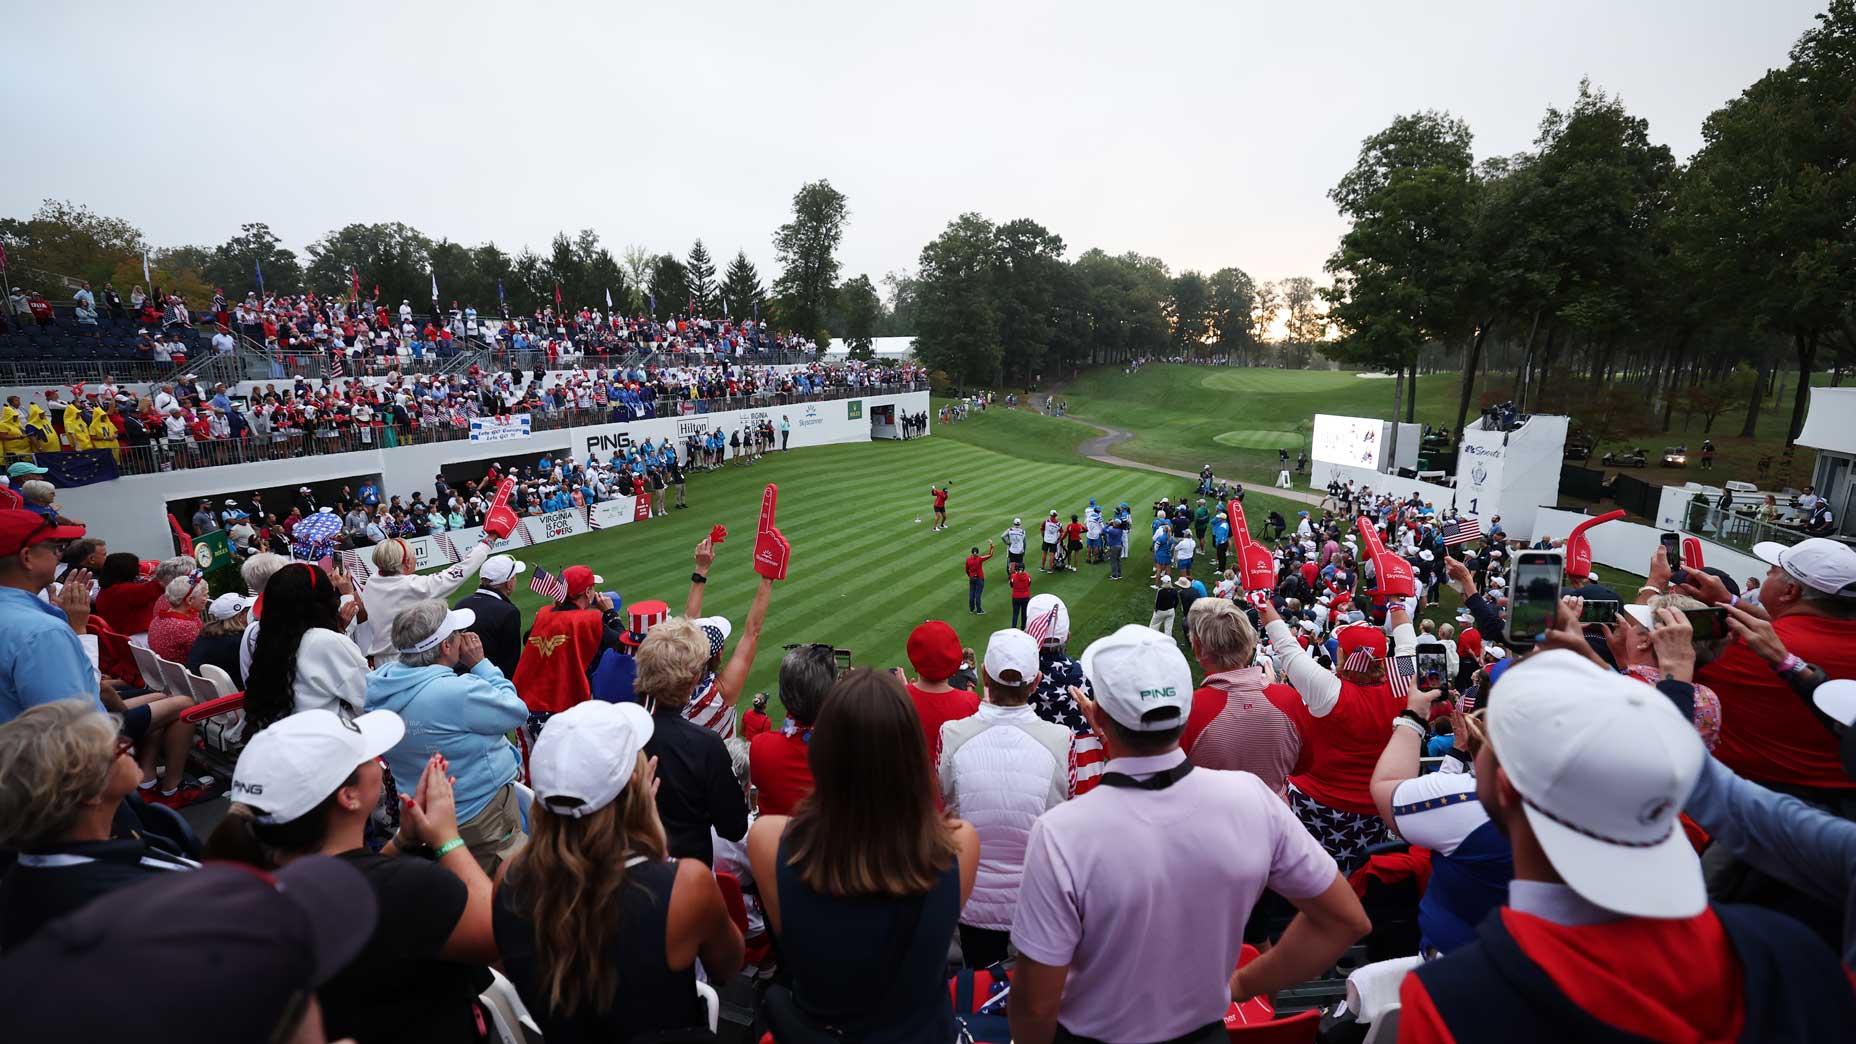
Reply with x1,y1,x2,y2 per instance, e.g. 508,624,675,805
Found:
62,399,92,451
88,406,120,460
0,396,28,459
23,400,58,453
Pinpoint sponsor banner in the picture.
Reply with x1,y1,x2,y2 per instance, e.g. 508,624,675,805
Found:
589,497,637,530
536,507,583,541
847,400,862,420
796,403,824,428
469,414,533,443
633,496,652,523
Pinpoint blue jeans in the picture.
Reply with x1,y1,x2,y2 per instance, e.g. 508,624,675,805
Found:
968,577,984,613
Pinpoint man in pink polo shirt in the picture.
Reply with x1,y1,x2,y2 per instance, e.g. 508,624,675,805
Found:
1009,625,1370,1044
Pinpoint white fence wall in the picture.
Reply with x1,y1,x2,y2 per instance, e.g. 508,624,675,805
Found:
54,391,929,556
1534,507,1766,586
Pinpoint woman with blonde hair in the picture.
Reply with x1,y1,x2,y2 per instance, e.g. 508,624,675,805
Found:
495,701,744,1040
0,702,197,949
639,618,749,865
748,668,980,1044
357,531,490,664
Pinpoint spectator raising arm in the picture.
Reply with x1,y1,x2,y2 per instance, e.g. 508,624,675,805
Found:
1259,600,1340,715
714,575,774,708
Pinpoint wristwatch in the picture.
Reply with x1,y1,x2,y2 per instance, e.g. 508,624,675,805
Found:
691,572,708,584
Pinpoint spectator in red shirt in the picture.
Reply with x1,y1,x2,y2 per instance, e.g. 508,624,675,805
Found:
964,540,994,615
904,621,980,772
1687,539,1856,806
92,553,168,639
749,644,836,815
741,692,773,741
1008,563,1033,629
146,575,207,665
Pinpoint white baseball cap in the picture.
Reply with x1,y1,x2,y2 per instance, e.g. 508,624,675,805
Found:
208,592,256,621
693,615,734,642
1813,678,1856,726
984,628,1040,685
1023,593,1071,646
396,607,475,655
1754,538,1856,597
1488,649,1705,918
1079,624,1194,733
480,555,526,584
1012,517,1021,525
231,709,405,825
530,701,655,819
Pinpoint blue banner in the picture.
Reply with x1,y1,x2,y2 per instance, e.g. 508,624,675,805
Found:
34,450,119,488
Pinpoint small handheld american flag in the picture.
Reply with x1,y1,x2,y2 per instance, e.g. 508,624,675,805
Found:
1444,518,1482,546
586,506,602,531
529,566,566,602
1026,603,1062,644
1388,653,1418,701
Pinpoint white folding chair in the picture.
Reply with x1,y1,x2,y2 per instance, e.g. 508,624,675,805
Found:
129,644,163,689
185,672,221,705
1362,1005,1401,1044
478,968,543,1044
156,657,192,696
196,663,238,697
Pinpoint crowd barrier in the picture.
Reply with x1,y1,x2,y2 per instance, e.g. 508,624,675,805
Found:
339,496,662,579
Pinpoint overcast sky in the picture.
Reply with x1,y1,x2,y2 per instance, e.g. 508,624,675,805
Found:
1,0,1825,296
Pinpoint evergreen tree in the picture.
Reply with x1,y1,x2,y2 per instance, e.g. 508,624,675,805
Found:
647,255,690,319
720,250,765,320
686,239,717,314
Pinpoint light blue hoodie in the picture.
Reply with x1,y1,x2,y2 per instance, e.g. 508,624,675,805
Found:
365,659,526,823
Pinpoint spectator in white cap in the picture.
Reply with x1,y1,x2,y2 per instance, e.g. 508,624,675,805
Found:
457,553,526,678
358,530,493,665
1010,624,1368,1044
365,600,529,875
494,701,744,1039
1398,649,1856,1041
1024,593,1106,793
186,591,254,687
938,627,1073,968
206,708,500,1043
1680,538,1856,818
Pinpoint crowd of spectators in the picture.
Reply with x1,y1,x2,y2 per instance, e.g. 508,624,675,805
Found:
6,450,1856,1042
0,351,923,478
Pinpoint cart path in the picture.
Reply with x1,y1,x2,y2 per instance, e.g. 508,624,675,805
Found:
1067,417,1327,508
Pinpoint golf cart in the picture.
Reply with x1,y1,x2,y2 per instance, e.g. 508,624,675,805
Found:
1601,447,1647,468
1660,445,1690,468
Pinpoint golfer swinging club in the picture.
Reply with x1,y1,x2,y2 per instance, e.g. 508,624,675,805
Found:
931,481,951,531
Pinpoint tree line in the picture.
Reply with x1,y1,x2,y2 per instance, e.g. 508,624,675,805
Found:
1323,1,1856,447
900,213,1324,388
1,180,879,348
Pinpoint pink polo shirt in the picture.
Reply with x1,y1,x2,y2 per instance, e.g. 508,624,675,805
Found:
1011,749,1337,1042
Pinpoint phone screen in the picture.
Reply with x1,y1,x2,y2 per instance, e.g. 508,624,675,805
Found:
1416,649,1450,684
1508,553,1564,646
1660,532,1682,569
834,649,853,673
1682,607,1728,642
1579,599,1621,624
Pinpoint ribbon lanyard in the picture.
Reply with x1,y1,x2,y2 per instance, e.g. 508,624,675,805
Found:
1097,760,1194,791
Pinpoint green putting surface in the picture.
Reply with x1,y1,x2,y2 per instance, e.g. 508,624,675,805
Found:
1213,429,1304,450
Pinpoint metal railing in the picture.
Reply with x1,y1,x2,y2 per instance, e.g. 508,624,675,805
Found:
101,380,927,476
1679,503,1811,552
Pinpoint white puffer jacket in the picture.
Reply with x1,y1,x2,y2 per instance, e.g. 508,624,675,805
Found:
939,703,1072,931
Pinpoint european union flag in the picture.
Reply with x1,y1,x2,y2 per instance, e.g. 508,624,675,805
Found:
35,450,119,488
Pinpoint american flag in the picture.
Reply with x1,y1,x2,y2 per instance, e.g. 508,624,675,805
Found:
1444,518,1482,546
585,506,601,531
337,549,369,588
1388,653,1417,701
1343,648,1377,673
436,532,460,563
1026,603,1062,644
529,566,566,602
329,348,345,379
